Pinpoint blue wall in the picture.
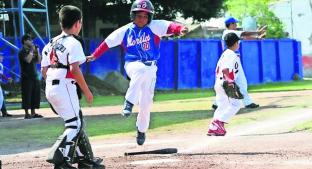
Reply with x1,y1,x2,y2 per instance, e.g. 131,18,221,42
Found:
0,38,303,89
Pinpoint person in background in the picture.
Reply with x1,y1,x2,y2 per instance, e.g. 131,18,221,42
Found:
18,34,43,119
212,16,266,110
0,53,13,117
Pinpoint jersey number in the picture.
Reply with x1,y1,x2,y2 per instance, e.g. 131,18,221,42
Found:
142,42,150,50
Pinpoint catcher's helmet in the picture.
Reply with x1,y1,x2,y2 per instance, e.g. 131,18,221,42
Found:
130,0,154,24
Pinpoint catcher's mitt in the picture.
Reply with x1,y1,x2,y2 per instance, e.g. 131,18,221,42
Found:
222,81,244,99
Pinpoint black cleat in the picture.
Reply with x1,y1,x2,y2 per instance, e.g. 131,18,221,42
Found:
24,114,31,119
54,161,77,169
212,104,218,110
122,100,133,117
245,103,260,109
78,157,105,169
31,113,43,118
136,130,146,146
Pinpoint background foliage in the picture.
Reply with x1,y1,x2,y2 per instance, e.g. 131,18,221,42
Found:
225,0,286,38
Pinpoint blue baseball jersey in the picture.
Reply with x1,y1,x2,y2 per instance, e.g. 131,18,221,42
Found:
104,20,171,62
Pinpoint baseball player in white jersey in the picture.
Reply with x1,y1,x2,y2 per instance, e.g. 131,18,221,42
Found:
87,0,188,145
41,5,104,169
207,33,242,136
212,16,266,110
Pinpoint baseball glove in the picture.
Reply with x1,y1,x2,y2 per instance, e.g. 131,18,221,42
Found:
222,81,244,99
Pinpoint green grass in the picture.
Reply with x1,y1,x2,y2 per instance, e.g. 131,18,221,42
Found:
248,79,312,92
7,79,312,108
2,79,312,148
292,121,312,132
0,110,212,146
79,79,312,107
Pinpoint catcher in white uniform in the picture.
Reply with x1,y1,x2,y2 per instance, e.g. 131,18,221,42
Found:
207,33,243,136
41,5,104,169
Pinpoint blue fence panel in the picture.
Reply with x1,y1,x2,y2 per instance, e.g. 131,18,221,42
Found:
278,39,295,81
261,40,278,82
0,37,304,90
200,40,222,88
294,41,303,78
156,41,176,89
240,41,261,84
177,40,200,89
87,39,121,79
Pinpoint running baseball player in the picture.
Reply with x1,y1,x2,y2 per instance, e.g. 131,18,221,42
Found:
41,5,104,169
212,16,266,110
87,0,188,145
207,33,242,136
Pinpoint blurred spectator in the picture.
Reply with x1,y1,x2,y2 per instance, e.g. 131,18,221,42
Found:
18,34,43,119
0,53,13,117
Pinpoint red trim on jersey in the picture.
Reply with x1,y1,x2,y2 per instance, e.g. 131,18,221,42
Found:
92,42,109,58
167,23,184,35
49,50,57,64
65,53,73,78
216,66,219,74
229,70,235,80
154,35,161,47
66,71,74,79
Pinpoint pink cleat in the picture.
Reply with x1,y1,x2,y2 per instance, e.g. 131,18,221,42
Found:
207,119,226,136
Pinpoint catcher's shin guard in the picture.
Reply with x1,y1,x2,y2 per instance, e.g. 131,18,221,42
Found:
77,130,94,160
47,133,79,165
47,133,67,165
76,130,105,167
47,118,82,164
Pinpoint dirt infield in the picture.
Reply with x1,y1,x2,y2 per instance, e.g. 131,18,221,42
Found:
1,90,312,169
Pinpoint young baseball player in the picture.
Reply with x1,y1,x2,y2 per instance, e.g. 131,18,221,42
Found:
87,0,188,145
41,5,104,169
212,16,266,110
207,33,242,136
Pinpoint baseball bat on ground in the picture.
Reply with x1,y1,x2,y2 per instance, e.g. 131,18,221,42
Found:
124,148,178,156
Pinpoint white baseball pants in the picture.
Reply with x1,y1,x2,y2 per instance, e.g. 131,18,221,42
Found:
213,81,241,123
124,61,157,133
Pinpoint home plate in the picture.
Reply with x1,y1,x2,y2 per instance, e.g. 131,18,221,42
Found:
130,158,181,165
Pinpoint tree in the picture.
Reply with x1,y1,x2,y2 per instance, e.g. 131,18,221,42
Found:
48,0,224,38
225,0,286,38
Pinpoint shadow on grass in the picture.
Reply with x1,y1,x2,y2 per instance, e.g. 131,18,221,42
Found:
237,104,293,115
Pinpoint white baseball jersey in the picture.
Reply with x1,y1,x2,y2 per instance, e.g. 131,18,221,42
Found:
41,32,86,81
215,49,241,84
